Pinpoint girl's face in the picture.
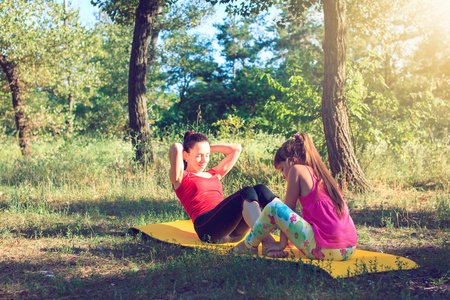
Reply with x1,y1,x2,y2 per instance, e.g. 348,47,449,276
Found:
276,159,292,181
183,141,210,173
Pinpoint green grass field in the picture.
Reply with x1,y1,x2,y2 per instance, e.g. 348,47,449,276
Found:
0,133,449,299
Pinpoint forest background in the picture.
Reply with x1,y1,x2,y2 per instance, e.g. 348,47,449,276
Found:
0,0,449,298
1,0,448,157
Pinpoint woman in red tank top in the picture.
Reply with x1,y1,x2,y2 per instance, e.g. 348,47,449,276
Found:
168,132,288,258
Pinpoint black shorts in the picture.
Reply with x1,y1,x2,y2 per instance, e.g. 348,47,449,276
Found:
193,184,277,243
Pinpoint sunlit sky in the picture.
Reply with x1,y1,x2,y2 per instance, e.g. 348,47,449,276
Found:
64,0,227,29
62,0,98,26
65,0,450,66
68,0,450,27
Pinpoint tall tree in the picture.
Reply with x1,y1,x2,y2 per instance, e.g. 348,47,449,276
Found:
213,0,370,190
0,0,67,155
321,0,370,190
216,18,263,77
92,0,212,162
127,0,161,163
93,0,162,162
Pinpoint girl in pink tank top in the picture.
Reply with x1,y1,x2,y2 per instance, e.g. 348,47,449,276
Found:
232,133,358,261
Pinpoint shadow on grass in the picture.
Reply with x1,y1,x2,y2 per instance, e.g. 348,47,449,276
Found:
2,236,449,299
6,196,188,239
351,207,450,229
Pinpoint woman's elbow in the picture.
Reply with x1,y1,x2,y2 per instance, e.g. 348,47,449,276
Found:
170,143,183,152
235,144,242,153
169,143,183,159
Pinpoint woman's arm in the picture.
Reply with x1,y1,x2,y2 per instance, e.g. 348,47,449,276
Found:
169,143,184,190
210,143,242,179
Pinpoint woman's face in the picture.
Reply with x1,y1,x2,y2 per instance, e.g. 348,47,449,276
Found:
275,160,291,181
183,141,210,173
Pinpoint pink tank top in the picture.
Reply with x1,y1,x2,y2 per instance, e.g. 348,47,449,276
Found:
298,167,358,249
174,169,223,222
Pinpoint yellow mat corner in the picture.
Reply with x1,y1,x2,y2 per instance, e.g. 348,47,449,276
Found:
131,220,418,278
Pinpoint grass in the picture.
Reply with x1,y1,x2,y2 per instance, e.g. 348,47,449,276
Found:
0,133,449,299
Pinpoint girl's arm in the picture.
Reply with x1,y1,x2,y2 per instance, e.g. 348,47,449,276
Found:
169,143,184,190
284,165,302,211
210,143,242,179
284,164,314,210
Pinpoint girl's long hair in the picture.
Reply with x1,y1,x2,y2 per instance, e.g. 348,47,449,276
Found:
274,133,345,218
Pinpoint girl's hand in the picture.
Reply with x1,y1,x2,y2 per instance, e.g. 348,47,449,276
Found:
263,242,286,253
263,242,289,258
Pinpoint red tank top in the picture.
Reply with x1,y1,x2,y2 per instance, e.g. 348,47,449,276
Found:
174,169,223,222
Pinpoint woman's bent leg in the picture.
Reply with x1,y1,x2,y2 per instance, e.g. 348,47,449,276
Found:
194,185,280,244
194,187,259,243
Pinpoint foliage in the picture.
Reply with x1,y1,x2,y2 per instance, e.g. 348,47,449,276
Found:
215,17,267,74
267,4,324,86
262,67,325,154
1,0,449,158
347,0,450,150
0,0,107,140
74,17,133,137
91,0,140,25
0,0,65,85
206,0,317,18
157,14,296,133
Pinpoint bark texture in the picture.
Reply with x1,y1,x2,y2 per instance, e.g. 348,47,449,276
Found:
0,54,32,156
321,0,370,191
128,0,161,163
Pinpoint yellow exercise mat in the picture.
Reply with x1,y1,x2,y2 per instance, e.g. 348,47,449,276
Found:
130,220,419,279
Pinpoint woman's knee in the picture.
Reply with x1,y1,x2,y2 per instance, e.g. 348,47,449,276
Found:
253,184,269,194
253,184,277,206
239,186,258,202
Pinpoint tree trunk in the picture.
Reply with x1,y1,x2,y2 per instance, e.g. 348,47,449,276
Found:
148,6,162,64
0,55,32,156
321,0,370,191
128,0,161,163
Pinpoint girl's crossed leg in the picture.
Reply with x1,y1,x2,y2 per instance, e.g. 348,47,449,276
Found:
239,199,356,261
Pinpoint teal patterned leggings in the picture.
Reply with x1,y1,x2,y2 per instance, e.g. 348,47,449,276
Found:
245,199,356,261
